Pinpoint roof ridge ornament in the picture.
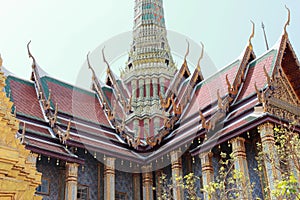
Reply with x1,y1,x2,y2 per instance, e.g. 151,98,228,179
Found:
87,52,97,81
102,47,111,74
284,5,290,35
199,109,212,130
263,65,272,86
27,40,36,68
184,39,190,61
248,20,255,49
197,42,204,71
0,54,3,67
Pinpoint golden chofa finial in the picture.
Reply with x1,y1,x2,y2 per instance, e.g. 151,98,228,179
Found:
86,52,96,80
0,54,3,67
184,39,190,61
27,40,36,68
248,20,255,49
197,42,204,71
102,47,111,74
284,5,291,35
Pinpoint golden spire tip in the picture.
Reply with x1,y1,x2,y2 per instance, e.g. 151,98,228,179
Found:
197,42,204,70
248,20,255,48
0,53,3,67
184,39,190,60
27,40,36,66
284,5,291,35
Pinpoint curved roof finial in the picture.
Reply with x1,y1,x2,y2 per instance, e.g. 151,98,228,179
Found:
87,52,96,80
102,47,111,74
284,5,290,35
248,20,255,48
184,39,190,61
27,41,36,68
197,42,204,71
0,54,3,67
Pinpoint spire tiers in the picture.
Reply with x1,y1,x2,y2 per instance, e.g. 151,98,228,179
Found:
115,0,178,142
124,0,176,81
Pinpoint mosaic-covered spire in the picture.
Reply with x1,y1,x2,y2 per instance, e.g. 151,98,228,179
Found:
123,0,176,79
119,0,178,145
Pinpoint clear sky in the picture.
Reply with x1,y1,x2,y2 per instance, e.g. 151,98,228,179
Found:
0,0,299,85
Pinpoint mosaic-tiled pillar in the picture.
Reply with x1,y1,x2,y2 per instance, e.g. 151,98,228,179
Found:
142,166,153,200
132,79,137,101
145,78,151,99
155,170,163,199
171,150,184,200
159,77,165,95
258,123,281,200
104,157,116,200
65,162,79,200
144,119,150,138
152,78,158,98
139,79,145,99
231,137,251,199
154,117,160,134
133,173,141,200
199,151,214,200
134,120,139,137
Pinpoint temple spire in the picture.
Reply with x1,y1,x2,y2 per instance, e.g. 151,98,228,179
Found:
126,0,175,73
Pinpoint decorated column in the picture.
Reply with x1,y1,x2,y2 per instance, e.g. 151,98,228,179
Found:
199,151,214,200
145,78,151,99
152,78,158,98
142,166,153,200
155,170,163,199
133,173,141,200
139,79,145,99
65,162,79,200
159,77,165,95
132,79,137,101
170,150,184,200
230,137,251,199
144,119,150,138
104,157,116,200
258,123,281,199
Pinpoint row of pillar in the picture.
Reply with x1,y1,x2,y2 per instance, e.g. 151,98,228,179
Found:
63,122,281,200
131,77,165,100
199,123,281,200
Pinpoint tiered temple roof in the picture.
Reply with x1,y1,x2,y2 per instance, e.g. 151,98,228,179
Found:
2,2,300,171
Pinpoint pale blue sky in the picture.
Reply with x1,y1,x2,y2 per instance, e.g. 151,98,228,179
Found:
0,0,299,84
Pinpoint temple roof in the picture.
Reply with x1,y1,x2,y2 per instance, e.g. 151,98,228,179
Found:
4,29,300,167
2,5,300,169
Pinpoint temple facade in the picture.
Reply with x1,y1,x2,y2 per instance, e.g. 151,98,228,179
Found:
1,0,300,200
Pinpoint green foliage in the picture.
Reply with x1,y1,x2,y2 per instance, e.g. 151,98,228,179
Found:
203,152,254,200
156,123,300,200
156,152,254,200
257,123,300,200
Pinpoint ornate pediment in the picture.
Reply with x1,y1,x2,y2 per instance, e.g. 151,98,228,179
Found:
264,71,300,124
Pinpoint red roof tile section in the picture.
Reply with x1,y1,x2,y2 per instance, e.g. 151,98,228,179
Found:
44,78,111,127
184,62,240,118
236,53,275,102
21,123,52,137
8,77,45,120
